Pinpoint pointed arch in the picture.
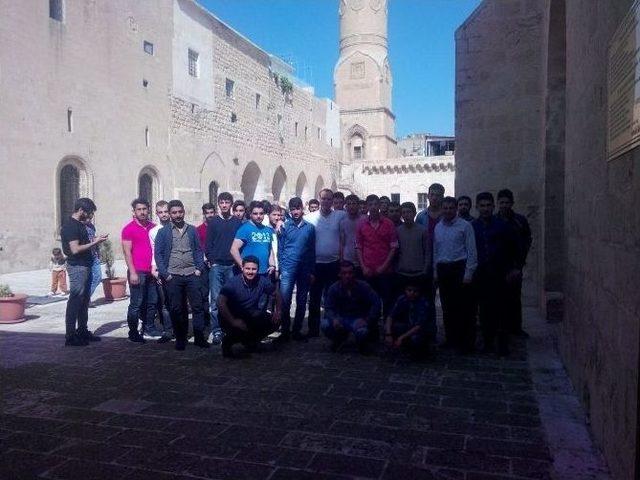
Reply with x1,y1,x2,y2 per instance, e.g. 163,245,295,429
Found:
295,171,313,201
200,151,227,204
56,156,93,228
241,161,263,202
271,166,288,203
314,176,325,197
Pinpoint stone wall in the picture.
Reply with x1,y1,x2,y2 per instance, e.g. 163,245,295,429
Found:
562,1,639,478
455,0,547,306
0,0,339,272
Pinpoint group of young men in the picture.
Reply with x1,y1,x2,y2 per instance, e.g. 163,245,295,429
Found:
60,182,531,358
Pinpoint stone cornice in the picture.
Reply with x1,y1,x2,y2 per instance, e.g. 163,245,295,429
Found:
359,155,456,175
341,107,396,120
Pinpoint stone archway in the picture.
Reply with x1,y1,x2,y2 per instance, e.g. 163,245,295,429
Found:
272,166,288,202
138,165,162,207
56,156,92,228
241,161,263,202
314,175,325,197
295,172,313,201
200,151,227,204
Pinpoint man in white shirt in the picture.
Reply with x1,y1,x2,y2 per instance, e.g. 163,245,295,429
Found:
150,200,173,343
433,196,478,354
306,188,347,337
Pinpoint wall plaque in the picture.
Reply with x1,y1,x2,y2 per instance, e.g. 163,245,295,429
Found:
608,0,640,160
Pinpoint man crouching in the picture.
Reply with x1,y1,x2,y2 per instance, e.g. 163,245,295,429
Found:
321,260,380,354
217,256,281,358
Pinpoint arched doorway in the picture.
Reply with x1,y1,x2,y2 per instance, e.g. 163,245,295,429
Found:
240,161,262,202
208,181,219,204
314,175,325,198
59,164,80,225
295,172,313,201
272,166,287,202
137,166,161,207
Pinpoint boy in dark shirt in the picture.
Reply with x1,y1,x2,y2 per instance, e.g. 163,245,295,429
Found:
385,282,436,359
217,256,282,358
60,198,108,346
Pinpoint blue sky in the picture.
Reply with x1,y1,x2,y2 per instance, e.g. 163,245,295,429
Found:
204,0,481,137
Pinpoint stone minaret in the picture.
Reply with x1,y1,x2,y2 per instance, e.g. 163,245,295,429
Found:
335,0,397,163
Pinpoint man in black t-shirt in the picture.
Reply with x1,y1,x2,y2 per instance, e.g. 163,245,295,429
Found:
217,256,281,358
60,198,108,346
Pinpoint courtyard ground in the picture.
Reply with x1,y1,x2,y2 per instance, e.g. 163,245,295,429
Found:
0,267,610,480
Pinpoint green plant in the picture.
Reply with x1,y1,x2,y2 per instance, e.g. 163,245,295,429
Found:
99,239,117,279
0,284,13,298
280,76,293,95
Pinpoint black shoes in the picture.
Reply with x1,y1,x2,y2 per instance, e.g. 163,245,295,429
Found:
65,333,89,347
175,338,186,351
157,335,173,344
193,331,210,349
128,333,146,344
78,330,101,342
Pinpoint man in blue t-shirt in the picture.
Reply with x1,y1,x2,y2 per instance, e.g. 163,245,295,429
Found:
231,200,275,276
217,256,282,358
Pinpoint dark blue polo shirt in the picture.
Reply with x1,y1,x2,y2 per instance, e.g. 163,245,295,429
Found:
220,274,275,318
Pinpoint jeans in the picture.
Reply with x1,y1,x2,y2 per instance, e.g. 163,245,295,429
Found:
321,315,369,344
279,266,311,334
391,324,430,353
437,260,476,351
126,271,158,336
200,265,211,329
89,258,102,298
65,264,92,338
505,275,523,333
366,273,395,317
209,264,235,334
308,261,340,335
166,274,205,341
156,278,172,336
221,311,275,347
475,268,508,351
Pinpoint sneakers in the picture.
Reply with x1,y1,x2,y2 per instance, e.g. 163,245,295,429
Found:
78,330,101,342
211,331,224,346
157,334,173,344
47,291,56,297
144,325,163,338
128,333,146,344
221,336,234,358
65,333,89,347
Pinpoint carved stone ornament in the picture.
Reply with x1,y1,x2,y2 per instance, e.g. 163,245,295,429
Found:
349,0,365,11
370,0,386,12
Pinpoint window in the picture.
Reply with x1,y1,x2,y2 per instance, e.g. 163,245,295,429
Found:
417,193,428,211
255,93,261,109
188,49,199,77
225,78,234,98
391,193,400,204
138,174,153,204
351,134,364,159
277,114,282,129
353,146,362,159
295,122,299,137
59,164,79,226
304,126,308,141
142,79,149,88
49,0,64,21
67,108,73,133
143,41,154,55
317,127,321,140
145,126,149,147
231,112,237,123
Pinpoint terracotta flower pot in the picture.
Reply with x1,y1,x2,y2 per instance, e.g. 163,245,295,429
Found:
0,293,28,323
101,277,127,300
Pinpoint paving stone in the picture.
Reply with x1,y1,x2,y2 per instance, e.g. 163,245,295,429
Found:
307,452,385,478
186,458,274,479
269,468,352,480
3,431,73,454
424,449,511,474
57,422,124,441
234,445,315,467
0,449,66,479
111,428,181,448
52,441,130,463
381,463,438,480
46,459,134,480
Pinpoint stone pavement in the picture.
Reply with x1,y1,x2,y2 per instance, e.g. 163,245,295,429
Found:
0,268,610,480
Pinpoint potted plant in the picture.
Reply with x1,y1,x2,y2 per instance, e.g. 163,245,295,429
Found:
99,239,127,300
0,284,27,323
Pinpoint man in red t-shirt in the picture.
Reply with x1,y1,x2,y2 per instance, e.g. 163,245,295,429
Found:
122,198,157,342
196,203,217,335
356,194,398,319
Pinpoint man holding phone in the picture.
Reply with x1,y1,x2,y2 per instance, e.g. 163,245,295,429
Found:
60,198,108,346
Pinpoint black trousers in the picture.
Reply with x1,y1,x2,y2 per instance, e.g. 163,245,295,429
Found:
505,275,523,333
475,268,508,350
437,260,475,351
222,311,275,347
308,261,340,335
166,274,205,341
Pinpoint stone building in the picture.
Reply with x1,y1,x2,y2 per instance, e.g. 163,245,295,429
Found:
456,1,640,478
0,0,339,273
335,0,457,203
